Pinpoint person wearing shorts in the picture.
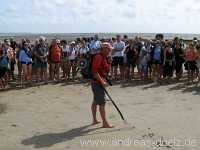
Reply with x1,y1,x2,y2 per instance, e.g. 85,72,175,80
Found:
91,42,113,128
34,37,48,83
163,43,174,79
49,39,61,81
152,41,164,82
174,42,185,80
69,41,78,80
19,41,33,83
124,39,137,79
139,44,149,80
61,40,70,80
185,43,198,83
4,40,15,80
112,35,126,80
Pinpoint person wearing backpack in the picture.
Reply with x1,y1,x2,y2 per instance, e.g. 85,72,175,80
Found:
91,42,114,128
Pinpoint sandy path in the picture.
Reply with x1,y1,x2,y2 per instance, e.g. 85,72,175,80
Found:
0,80,199,150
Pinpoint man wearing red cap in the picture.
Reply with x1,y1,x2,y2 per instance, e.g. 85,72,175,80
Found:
91,42,114,128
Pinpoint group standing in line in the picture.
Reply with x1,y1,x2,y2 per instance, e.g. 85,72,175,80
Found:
0,34,200,88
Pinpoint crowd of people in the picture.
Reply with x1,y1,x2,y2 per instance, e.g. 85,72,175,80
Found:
0,34,200,89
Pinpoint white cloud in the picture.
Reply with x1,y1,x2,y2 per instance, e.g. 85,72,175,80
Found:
0,0,200,33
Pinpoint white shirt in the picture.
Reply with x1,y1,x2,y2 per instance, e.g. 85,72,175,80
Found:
69,47,77,60
79,47,89,55
62,45,70,52
113,41,125,57
90,40,101,55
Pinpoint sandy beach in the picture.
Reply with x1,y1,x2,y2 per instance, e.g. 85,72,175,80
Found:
0,79,199,150
1,0,200,148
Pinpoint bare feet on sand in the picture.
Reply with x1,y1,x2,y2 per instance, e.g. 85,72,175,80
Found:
102,124,114,128
92,120,101,125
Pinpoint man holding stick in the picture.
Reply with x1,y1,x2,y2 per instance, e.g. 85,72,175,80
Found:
91,42,114,128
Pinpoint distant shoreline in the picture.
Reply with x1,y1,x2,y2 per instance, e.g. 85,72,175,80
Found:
1,33,200,42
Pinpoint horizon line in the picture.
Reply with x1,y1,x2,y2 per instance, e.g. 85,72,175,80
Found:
0,32,200,35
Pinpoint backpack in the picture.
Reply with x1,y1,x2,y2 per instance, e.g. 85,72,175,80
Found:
79,54,106,80
79,57,93,79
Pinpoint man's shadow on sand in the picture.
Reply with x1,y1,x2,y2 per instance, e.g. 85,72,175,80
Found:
21,124,135,148
21,125,101,148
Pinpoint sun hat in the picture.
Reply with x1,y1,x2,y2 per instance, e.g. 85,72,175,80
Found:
39,36,46,42
101,42,113,51
56,39,61,44
71,41,76,45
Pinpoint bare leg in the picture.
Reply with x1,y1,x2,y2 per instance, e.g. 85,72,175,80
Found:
114,66,117,80
120,65,124,80
191,70,194,84
66,66,70,80
37,68,41,82
91,101,100,125
72,64,76,80
55,63,60,81
50,63,55,80
110,66,114,79
22,64,28,82
27,64,32,83
152,64,156,81
43,69,48,83
187,69,191,84
126,66,130,80
99,104,113,128
131,65,135,79
0,79,3,88
17,62,22,81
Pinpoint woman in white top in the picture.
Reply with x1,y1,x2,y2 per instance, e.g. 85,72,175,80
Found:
112,35,126,80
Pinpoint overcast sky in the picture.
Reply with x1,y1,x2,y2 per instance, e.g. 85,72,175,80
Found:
0,0,200,33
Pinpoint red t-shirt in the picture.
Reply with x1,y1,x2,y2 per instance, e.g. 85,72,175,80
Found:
50,45,61,63
92,54,110,84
